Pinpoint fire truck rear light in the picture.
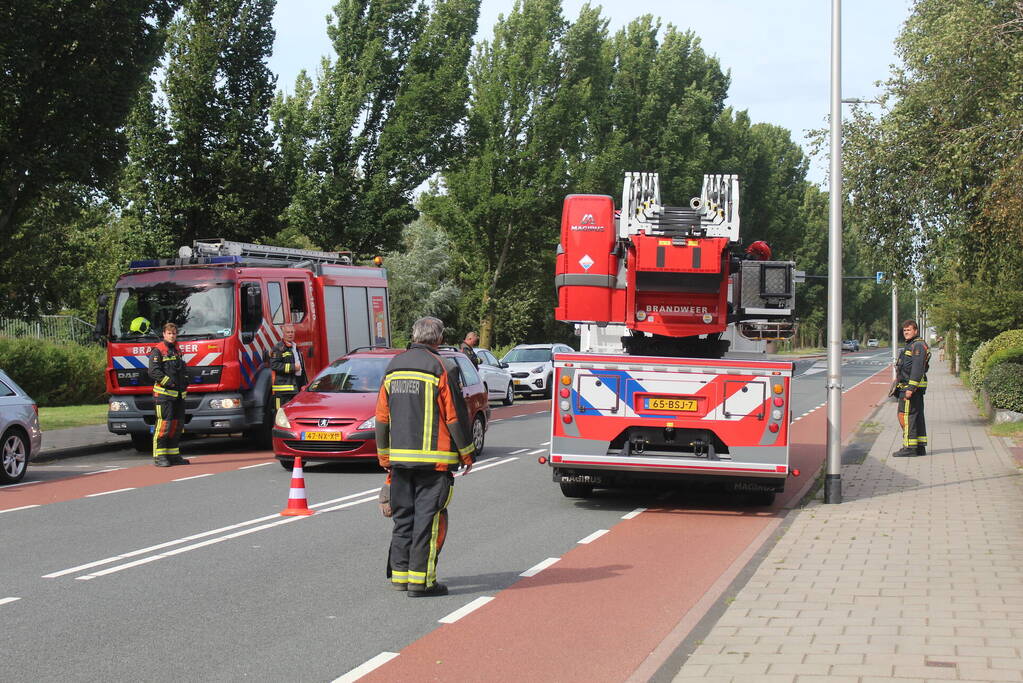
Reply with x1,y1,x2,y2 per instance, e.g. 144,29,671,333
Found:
560,388,570,398
538,456,547,464
562,414,572,424
559,400,570,411
561,375,571,386
773,397,783,407
769,423,779,433
771,409,782,420
791,468,800,477
773,384,783,394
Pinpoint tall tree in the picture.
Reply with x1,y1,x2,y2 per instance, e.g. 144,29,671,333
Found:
122,0,283,248
279,0,480,256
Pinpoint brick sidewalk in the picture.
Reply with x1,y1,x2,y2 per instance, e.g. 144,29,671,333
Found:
672,360,1023,682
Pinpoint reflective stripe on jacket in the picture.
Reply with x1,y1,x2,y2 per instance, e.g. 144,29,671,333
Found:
149,342,188,399
269,341,306,393
896,336,930,391
375,344,475,470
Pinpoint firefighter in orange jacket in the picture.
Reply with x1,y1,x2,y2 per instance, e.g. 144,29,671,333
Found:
269,323,306,410
148,322,190,467
375,317,475,597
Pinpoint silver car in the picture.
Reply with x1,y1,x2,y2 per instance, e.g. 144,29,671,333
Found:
502,343,575,398
475,348,515,406
0,369,42,484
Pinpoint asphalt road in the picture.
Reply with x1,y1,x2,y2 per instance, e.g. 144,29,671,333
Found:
0,350,891,682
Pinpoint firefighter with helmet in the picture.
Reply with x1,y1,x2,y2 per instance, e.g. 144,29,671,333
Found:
148,322,190,467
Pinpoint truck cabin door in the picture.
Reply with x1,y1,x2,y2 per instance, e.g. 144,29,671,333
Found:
285,279,316,373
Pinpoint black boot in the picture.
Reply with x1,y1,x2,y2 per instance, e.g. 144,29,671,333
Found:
408,582,448,597
892,447,916,457
154,455,172,467
915,446,926,456
169,455,190,465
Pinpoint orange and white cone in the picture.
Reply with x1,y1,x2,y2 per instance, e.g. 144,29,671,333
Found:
280,456,315,516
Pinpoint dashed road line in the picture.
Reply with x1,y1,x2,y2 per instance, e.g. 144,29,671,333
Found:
0,597,21,606
621,508,646,520
332,652,399,683
527,448,546,456
578,529,609,544
508,448,529,455
85,488,136,498
0,505,40,514
239,462,274,469
520,557,560,577
172,473,215,482
84,467,124,475
439,596,494,624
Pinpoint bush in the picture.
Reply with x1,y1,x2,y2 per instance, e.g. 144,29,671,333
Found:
969,329,1023,389
0,337,106,406
982,361,1023,413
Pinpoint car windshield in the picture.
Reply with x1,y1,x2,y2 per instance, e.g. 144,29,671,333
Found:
503,348,552,363
307,357,388,393
111,283,234,341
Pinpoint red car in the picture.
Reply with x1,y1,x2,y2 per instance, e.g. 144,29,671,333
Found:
272,347,491,469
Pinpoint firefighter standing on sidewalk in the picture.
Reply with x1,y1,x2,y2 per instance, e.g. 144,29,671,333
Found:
894,319,930,457
148,322,190,467
269,323,306,410
375,317,475,597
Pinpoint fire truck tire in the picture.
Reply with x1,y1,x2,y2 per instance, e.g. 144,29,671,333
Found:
502,383,514,406
130,433,151,453
559,481,594,498
541,375,553,399
471,414,486,457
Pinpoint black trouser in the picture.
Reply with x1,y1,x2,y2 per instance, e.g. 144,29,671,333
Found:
273,391,298,411
388,468,453,589
898,390,927,450
154,397,185,460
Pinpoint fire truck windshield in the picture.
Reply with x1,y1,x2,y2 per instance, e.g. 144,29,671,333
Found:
110,283,235,341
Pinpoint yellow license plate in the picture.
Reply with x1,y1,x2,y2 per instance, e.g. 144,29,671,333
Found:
646,398,698,411
303,431,342,441
513,380,522,385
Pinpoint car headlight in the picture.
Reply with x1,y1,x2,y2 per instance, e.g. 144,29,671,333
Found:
274,408,291,429
109,400,130,412
357,416,376,430
530,365,545,374
209,398,240,410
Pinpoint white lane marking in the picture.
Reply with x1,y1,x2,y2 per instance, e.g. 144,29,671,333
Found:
1,480,42,488
172,473,215,482
0,597,22,606
520,557,560,577
315,495,378,514
527,448,546,456
455,457,518,477
489,419,502,423
84,467,124,475
578,529,609,544
239,462,274,469
332,652,399,683
85,488,136,498
439,596,494,624
540,441,550,446
0,505,40,514
621,507,646,520
43,488,379,579
508,448,529,455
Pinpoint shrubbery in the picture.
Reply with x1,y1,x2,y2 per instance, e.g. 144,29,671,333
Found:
982,361,1023,413
969,329,1023,389
0,338,106,406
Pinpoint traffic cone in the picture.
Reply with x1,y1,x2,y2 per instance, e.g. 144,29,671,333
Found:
280,456,316,516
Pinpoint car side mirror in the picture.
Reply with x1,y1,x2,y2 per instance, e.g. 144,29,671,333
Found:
500,362,509,369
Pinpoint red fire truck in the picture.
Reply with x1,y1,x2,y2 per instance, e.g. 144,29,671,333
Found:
550,173,799,504
97,240,390,450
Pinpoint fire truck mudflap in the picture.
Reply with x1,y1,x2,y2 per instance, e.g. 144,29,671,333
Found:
548,352,792,500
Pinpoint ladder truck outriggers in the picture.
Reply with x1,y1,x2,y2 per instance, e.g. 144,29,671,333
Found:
549,173,799,504
96,239,391,451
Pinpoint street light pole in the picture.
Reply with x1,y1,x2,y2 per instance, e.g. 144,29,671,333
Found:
825,0,843,504
892,282,899,377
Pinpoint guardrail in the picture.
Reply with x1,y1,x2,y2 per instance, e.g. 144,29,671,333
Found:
0,315,95,345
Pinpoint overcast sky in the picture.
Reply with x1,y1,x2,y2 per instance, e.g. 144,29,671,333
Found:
269,0,913,184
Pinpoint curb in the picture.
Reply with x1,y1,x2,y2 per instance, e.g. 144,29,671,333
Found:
34,440,134,464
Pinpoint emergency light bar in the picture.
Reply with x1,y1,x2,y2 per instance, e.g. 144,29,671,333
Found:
129,256,242,270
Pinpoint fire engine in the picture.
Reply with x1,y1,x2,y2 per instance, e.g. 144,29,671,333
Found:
550,172,799,504
96,239,390,451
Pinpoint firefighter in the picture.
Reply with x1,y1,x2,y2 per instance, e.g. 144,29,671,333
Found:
269,323,306,410
893,319,930,457
375,316,475,597
459,331,481,368
148,322,190,467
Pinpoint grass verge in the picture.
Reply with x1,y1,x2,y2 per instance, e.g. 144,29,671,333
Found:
38,404,107,431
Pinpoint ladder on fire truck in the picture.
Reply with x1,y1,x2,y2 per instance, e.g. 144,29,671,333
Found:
188,239,353,266
619,172,741,241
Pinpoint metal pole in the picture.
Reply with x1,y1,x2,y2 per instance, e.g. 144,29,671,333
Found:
891,282,899,377
825,0,843,505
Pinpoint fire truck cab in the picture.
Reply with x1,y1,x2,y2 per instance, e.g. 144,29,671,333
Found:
99,240,390,451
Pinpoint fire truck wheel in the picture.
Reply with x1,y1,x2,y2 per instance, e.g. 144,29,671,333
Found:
130,433,151,453
502,383,514,406
559,481,594,498
471,414,486,457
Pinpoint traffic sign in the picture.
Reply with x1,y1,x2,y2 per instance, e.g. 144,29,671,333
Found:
876,271,884,284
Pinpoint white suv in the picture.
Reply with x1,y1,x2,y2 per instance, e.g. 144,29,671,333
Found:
502,343,574,398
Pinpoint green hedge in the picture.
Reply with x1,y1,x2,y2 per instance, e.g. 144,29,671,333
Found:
982,361,1023,413
969,329,1023,389
0,337,106,406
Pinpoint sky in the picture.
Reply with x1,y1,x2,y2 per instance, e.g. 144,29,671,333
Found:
269,0,914,184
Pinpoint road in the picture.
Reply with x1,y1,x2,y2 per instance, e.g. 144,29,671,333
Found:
0,350,892,682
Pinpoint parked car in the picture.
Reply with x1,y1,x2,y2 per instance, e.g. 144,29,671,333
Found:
502,343,575,398
841,339,860,352
474,348,515,406
272,348,490,469
0,369,42,485
866,338,880,347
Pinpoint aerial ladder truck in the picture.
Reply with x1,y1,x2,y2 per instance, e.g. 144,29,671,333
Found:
548,173,799,504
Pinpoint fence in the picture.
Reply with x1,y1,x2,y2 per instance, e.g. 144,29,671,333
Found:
0,315,96,345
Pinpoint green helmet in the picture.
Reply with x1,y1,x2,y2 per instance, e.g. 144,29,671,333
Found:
129,316,151,334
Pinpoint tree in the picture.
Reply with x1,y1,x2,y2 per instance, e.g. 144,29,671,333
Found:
279,0,480,256
384,217,460,340
0,1,179,238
